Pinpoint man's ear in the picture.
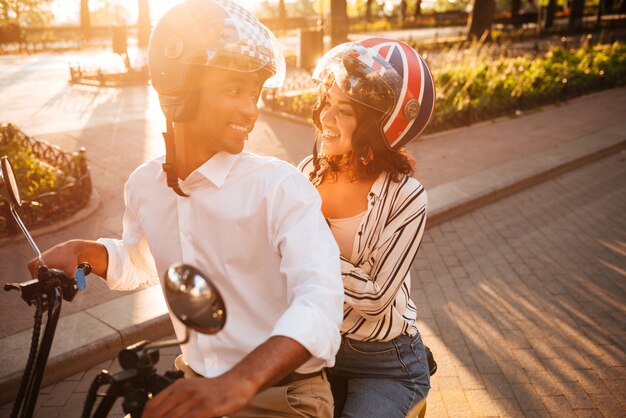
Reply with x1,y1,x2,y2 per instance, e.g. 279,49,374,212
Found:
173,90,201,122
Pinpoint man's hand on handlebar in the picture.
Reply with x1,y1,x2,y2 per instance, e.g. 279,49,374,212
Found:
143,374,256,418
27,239,108,279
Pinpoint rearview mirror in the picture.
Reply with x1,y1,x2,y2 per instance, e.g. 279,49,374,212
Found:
0,156,22,207
0,156,44,266
164,263,226,335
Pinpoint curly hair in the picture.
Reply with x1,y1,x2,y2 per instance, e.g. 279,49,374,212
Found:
310,74,415,183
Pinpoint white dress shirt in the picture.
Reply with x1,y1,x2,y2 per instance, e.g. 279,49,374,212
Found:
99,151,343,376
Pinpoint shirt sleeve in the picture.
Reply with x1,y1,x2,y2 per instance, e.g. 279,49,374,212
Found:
97,180,159,291
341,180,427,320
267,171,344,372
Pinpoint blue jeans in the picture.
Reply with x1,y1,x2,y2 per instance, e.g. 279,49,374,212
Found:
327,333,430,418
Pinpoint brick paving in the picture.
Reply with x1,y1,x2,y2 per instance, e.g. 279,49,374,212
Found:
0,341,182,418
3,151,623,418
411,151,626,417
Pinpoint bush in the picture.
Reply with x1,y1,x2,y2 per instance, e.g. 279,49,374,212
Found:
0,123,66,200
426,40,626,132
265,39,626,133
0,123,92,237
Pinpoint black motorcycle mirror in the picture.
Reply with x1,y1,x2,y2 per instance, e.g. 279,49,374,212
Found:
0,156,45,267
164,263,227,335
136,264,226,353
86,265,227,417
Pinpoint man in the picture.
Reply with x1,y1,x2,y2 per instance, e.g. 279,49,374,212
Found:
30,1,343,416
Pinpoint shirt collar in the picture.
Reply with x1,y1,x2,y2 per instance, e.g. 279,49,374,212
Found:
195,152,240,188
156,152,240,188
369,171,389,200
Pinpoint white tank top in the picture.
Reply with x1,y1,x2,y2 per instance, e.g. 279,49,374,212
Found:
327,211,366,260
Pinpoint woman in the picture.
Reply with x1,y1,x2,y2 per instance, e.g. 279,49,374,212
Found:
298,38,436,417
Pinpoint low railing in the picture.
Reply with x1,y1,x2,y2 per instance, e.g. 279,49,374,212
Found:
69,65,149,87
0,124,92,237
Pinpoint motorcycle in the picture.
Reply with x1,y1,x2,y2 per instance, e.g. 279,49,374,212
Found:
1,156,227,418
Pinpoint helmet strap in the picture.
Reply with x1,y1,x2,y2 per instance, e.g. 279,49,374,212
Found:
162,120,189,197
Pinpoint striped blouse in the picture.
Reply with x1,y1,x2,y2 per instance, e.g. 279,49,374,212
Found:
299,156,428,342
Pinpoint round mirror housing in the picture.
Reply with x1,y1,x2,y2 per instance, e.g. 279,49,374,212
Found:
164,263,226,335
0,156,22,207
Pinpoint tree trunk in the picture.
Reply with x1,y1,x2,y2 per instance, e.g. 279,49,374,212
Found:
330,0,348,46
569,0,585,30
511,0,521,18
467,0,495,40
80,0,91,38
137,0,151,48
544,0,557,29
278,0,287,24
400,0,407,23
414,0,422,18
365,0,373,22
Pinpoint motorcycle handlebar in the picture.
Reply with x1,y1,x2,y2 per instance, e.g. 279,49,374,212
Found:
4,262,92,305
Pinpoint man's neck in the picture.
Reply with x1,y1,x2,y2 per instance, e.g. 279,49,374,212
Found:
173,126,216,180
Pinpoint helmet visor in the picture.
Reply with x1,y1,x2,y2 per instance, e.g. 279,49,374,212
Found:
183,19,285,88
312,42,403,114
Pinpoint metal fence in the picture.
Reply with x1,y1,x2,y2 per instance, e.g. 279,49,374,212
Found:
0,125,92,238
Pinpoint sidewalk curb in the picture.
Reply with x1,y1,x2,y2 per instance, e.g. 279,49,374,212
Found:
427,128,626,227
0,286,174,406
1,120,624,406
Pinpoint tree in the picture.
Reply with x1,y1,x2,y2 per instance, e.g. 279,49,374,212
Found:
0,0,53,27
399,0,407,23
569,0,585,31
365,0,373,22
278,0,287,24
137,0,150,48
414,0,422,18
80,0,91,37
330,0,347,46
511,0,521,19
544,0,557,29
467,0,495,40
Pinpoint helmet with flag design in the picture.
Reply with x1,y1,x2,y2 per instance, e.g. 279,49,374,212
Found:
312,37,435,150
148,0,285,122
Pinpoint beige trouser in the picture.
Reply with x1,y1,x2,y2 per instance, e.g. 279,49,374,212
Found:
175,355,333,418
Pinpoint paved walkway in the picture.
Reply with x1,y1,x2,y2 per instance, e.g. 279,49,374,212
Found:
1,50,625,416
412,152,626,417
